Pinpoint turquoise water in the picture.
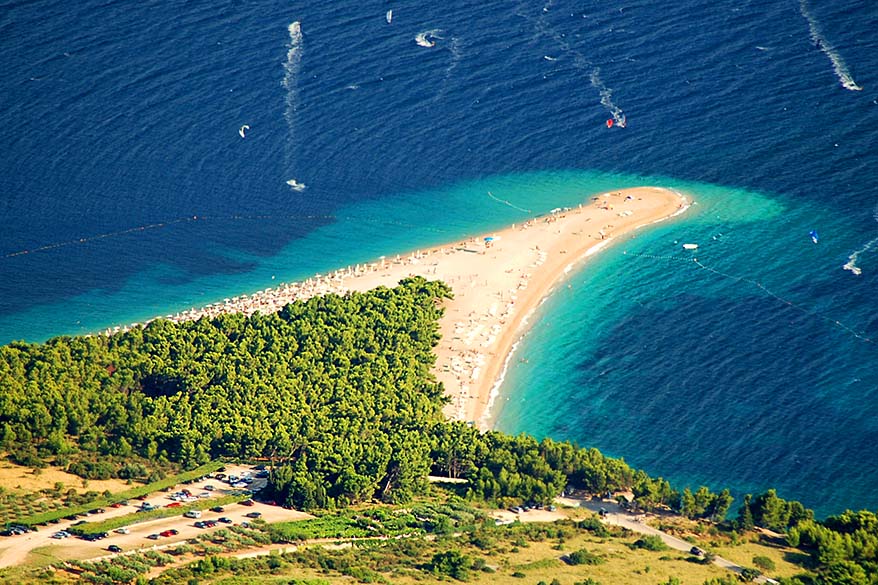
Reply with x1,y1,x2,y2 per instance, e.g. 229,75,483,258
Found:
0,170,666,341
494,180,878,518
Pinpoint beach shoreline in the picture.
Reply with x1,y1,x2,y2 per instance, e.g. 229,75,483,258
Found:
105,186,689,429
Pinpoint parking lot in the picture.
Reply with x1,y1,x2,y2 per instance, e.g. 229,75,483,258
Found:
0,465,312,567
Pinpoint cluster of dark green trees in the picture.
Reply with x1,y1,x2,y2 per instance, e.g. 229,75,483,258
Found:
2,277,876,583
1,278,449,505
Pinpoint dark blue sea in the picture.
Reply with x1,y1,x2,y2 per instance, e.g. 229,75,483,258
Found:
2,0,877,517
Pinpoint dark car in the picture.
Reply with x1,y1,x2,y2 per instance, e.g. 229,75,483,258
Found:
203,520,217,528
240,499,254,507
218,517,232,524
107,545,122,553
245,512,262,519
194,521,206,529
690,546,704,556
210,506,225,513
146,534,160,540
88,508,105,515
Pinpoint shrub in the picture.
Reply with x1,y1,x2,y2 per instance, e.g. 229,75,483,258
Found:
752,555,775,571
429,550,470,581
630,535,669,551
566,548,604,565
740,567,761,581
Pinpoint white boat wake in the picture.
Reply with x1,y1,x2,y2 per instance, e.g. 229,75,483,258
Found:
415,29,442,48
799,0,862,91
283,21,303,187
283,21,303,129
590,68,626,126
286,179,306,192
843,205,878,275
530,0,626,125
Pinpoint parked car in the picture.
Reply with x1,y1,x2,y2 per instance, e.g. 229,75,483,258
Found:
107,545,122,553
204,485,215,491
114,528,130,535
194,521,206,529
210,506,224,513
166,502,182,508
146,534,160,540
690,546,704,557
218,517,232,524
245,512,262,519
184,510,202,519
159,529,179,537
240,499,254,507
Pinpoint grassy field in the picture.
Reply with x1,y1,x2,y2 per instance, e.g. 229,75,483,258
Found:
0,461,129,495
712,538,812,581
144,503,806,585
15,460,224,527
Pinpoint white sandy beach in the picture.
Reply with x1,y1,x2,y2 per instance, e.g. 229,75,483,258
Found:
118,186,688,428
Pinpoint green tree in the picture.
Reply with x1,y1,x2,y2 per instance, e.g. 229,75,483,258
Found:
429,549,471,580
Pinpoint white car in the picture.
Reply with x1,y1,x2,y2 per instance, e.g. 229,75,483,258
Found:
51,531,69,539
114,527,130,535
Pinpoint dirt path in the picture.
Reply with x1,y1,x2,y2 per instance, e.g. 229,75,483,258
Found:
560,497,778,584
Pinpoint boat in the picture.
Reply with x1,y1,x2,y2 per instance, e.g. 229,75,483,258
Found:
386,9,392,24
286,179,306,192
682,243,699,250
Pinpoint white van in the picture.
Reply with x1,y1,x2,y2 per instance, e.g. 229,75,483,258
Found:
184,510,202,519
